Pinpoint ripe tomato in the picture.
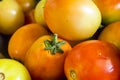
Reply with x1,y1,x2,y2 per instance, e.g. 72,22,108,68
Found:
64,40,120,80
8,23,49,62
44,0,101,41
0,59,31,80
24,34,72,80
93,0,120,25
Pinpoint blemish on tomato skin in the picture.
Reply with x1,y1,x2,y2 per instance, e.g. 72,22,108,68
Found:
0,72,5,80
70,70,76,80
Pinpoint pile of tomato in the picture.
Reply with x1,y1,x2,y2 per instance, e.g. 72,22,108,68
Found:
0,0,120,80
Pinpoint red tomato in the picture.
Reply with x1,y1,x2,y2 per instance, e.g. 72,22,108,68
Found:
64,40,120,80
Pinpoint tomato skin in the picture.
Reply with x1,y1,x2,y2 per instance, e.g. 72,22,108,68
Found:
24,35,72,80
64,40,120,80
0,0,25,35
0,59,31,80
15,0,37,12
93,0,120,25
44,0,101,41
98,21,120,50
8,23,49,62
34,0,47,28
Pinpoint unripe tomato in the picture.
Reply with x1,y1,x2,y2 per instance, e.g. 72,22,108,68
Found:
0,59,31,80
34,0,47,28
0,0,25,35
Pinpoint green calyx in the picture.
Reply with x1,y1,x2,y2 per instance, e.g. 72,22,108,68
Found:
44,34,66,54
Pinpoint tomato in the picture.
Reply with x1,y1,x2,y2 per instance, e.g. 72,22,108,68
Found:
44,0,101,41
15,0,37,12
64,40,120,80
34,0,47,28
8,23,49,62
98,21,120,50
0,0,25,35
0,59,31,80
93,0,120,25
15,0,37,25
24,34,72,80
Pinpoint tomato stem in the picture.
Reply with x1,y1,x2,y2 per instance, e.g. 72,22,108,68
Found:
44,34,66,54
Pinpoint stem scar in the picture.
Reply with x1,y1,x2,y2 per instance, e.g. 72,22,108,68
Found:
0,72,5,80
70,70,76,80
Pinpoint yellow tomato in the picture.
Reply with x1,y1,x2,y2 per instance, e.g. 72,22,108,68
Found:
0,59,31,80
44,0,101,41
0,0,25,35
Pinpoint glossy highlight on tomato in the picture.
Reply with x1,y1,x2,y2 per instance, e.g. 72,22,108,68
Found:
64,40,120,80
44,0,101,41
0,0,25,35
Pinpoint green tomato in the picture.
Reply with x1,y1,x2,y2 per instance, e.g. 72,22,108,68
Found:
0,0,25,35
0,59,31,80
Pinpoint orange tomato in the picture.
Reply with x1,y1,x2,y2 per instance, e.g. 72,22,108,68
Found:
24,34,72,80
93,0,120,25
98,21,120,50
64,40,120,80
8,23,49,62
